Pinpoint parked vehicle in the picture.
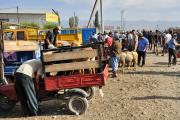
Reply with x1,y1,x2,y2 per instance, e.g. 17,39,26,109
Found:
3,28,38,41
0,43,108,115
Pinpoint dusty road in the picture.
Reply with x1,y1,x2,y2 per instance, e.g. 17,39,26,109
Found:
0,53,180,120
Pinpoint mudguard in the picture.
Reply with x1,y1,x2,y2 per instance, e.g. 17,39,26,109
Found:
65,88,88,98
0,83,18,101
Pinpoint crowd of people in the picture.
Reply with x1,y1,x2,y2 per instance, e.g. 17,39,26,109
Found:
90,29,180,77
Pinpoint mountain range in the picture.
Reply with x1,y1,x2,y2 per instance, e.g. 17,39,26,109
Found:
61,20,180,31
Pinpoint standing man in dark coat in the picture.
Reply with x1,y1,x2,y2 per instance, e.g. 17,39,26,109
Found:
53,26,60,46
110,34,122,77
44,30,53,49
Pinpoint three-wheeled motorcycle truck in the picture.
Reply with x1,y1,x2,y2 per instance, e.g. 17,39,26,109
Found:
0,43,108,115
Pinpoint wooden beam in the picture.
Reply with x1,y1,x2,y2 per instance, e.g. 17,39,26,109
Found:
4,41,38,52
4,45,38,52
4,40,38,46
44,49,98,62
45,60,100,72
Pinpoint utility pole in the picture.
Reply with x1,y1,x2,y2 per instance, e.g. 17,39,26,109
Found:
123,16,126,31
100,0,104,33
121,10,124,31
87,0,98,28
87,0,104,32
57,11,60,26
156,24,159,30
52,9,61,26
17,6,20,24
74,12,76,28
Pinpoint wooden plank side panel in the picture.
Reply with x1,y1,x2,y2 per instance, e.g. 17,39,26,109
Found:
44,49,98,62
4,40,38,52
45,60,100,72
4,45,38,52
4,41,38,46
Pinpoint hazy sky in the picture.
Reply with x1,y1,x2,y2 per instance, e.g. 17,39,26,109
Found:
0,0,180,21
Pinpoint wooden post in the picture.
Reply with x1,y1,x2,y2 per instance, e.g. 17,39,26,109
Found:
0,21,4,81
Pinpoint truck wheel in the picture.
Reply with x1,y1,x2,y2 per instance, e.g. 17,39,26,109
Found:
0,94,16,112
83,87,95,100
68,95,88,115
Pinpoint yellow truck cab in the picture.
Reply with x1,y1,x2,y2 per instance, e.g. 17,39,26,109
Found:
3,28,39,52
3,28,38,41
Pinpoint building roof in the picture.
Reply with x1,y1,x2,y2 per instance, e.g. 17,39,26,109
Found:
0,9,51,14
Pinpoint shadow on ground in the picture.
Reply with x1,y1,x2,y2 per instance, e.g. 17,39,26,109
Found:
131,96,180,100
154,62,168,65
127,70,180,77
0,100,74,118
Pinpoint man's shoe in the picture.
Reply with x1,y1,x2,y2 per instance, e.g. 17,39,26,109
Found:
112,71,117,78
112,74,117,78
168,63,171,67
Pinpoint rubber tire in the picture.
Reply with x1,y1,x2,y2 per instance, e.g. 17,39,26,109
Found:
0,94,16,112
83,87,95,100
67,95,88,115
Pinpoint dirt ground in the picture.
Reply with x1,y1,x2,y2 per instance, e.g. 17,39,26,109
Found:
0,53,180,120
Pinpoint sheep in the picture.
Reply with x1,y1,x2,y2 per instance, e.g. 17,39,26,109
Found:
117,51,138,73
131,51,138,70
125,51,133,70
118,52,126,73
125,51,138,70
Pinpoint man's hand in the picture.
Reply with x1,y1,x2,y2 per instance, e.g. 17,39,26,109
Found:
35,74,40,92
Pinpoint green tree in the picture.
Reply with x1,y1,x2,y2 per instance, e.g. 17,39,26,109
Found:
2,24,9,29
69,16,79,28
94,11,100,28
43,22,58,30
74,16,79,27
69,17,74,28
20,22,40,28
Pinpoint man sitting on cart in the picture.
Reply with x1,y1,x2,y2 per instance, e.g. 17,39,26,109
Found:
14,59,43,116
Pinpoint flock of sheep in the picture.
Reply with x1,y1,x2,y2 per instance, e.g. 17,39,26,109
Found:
118,51,138,73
